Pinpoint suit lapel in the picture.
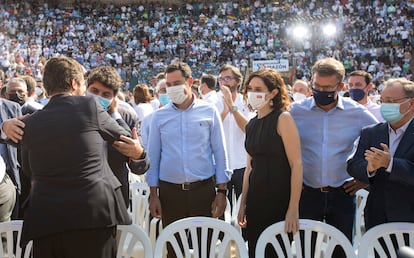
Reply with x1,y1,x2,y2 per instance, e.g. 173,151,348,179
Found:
377,123,389,147
394,119,414,157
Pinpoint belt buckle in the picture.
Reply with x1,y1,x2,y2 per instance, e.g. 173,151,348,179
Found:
181,183,190,191
320,187,329,193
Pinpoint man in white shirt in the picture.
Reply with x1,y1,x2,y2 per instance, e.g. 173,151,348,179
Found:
216,64,255,205
198,73,219,105
348,70,384,122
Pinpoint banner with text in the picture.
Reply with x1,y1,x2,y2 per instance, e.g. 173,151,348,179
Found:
252,59,289,72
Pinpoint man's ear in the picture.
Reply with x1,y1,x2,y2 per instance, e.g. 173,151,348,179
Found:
70,79,77,93
337,82,345,91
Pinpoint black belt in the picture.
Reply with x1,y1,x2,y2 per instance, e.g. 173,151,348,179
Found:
303,184,344,193
160,177,214,191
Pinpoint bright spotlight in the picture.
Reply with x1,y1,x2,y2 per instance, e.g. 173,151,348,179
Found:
292,25,308,39
323,24,336,37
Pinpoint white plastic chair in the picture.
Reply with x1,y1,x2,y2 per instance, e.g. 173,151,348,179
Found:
0,220,32,258
357,222,414,258
231,194,242,232
130,182,150,233
116,224,153,258
354,189,369,249
255,219,356,258
153,216,249,258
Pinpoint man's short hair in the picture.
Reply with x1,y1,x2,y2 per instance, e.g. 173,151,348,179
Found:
6,77,27,92
385,78,414,98
219,64,243,84
349,70,373,85
43,56,84,96
200,74,217,90
311,58,345,83
21,75,37,96
165,62,192,79
87,66,123,95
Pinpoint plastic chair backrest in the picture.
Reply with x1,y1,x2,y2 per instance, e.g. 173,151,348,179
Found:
116,224,153,258
0,220,32,258
255,219,356,258
130,182,150,233
354,189,369,248
153,216,248,258
357,222,414,258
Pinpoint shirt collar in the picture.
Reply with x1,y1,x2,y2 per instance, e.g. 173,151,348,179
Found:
388,117,413,135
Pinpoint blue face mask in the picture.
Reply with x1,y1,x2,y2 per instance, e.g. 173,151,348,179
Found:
312,89,337,106
380,102,407,123
158,93,170,106
349,88,366,102
87,93,111,111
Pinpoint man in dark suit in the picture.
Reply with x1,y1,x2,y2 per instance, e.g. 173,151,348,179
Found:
347,78,414,230
0,97,22,220
17,56,134,258
86,65,149,206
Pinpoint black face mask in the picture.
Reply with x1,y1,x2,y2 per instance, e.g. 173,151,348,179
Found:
8,93,25,105
312,89,337,106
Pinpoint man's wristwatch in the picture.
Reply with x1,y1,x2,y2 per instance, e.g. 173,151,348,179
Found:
230,106,238,113
216,188,228,195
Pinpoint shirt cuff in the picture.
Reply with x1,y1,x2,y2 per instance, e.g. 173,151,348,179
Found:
386,157,393,173
0,123,7,140
111,112,122,120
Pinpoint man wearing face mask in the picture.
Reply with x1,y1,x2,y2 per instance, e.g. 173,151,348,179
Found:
10,56,134,258
348,70,384,122
216,64,254,209
146,62,231,258
292,79,312,102
198,73,219,105
141,78,168,148
290,58,378,257
6,77,27,106
347,78,414,230
86,65,149,206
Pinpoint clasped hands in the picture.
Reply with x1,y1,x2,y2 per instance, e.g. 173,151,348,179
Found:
364,143,391,174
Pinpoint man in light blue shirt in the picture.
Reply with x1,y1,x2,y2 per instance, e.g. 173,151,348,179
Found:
146,62,231,253
290,58,377,256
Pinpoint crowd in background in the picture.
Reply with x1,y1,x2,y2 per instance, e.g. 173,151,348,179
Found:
0,0,413,93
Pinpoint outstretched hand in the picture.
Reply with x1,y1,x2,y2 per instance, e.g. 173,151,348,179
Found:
2,114,29,143
112,127,144,159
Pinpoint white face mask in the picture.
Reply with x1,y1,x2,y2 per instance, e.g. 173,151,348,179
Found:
248,92,269,110
166,85,188,104
292,92,306,102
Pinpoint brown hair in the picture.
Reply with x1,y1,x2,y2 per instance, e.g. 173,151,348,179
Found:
311,58,345,84
349,70,373,85
133,84,152,104
43,56,84,96
243,68,290,111
87,66,123,95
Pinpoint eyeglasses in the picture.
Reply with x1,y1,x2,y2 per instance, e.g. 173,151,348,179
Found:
218,76,235,82
379,97,411,104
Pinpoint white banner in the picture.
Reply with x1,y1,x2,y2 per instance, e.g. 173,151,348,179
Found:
252,59,289,72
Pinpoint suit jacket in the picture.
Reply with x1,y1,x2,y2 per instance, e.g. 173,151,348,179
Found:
347,120,414,229
107,107,149,206
20,94,131,246
0,99,22,190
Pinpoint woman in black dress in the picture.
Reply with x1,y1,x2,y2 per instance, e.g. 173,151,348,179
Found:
237,69,303,257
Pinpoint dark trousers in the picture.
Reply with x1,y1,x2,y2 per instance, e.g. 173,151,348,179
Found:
299,186,355,258
227,168,244,209
33,226,117,258
159,179,216,258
